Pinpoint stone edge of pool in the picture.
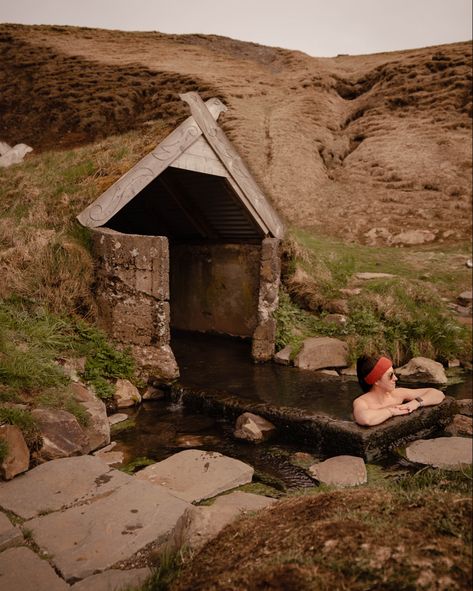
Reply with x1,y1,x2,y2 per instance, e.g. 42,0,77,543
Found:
168,386,457,462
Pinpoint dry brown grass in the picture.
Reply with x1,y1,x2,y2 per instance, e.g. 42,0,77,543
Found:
0,23,471,246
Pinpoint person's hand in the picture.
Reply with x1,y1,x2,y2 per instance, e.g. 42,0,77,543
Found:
389,406,410,416
396,401,421,414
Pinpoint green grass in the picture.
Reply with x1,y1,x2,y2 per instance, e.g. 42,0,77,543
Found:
0,299,138,411
0,406,42,451
277,229,471,365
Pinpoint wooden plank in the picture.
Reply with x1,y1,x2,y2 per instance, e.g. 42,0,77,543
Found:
170,136,227,176
179,92,285,239
77,98,227,228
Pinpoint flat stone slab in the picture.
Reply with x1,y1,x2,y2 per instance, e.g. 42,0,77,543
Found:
134,449,254,502
0,546,70,591
28,478,190,582
0,511,23,550
70,567,151,590
309,455,367,487
0,456,130,519
405,437,473,469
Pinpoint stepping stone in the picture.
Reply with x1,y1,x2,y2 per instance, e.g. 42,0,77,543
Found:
0,511,23,550
0,546,69,591
405,437,472,469
309,455,367,487
134,449,254,502
168,491,276,553
71,567,151,590
28,479,190,582
0,456,130,519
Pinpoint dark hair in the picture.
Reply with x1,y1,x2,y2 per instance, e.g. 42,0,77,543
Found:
356,355,380,393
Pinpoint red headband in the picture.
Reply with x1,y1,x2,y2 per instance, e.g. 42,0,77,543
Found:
364,357,392,385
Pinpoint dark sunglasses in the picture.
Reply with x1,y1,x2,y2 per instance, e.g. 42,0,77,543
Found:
387,371,396,380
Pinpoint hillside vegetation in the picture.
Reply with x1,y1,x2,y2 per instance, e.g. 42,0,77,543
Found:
0,24,471,591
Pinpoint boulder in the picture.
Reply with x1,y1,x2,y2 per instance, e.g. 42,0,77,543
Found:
457,291,472,307
390,229,436,245
168,491,276,553
108,413,129,425
405,437,472,469
445,414,472,437
132,344,179,384
31,408,89,462
396,357,448,384
309,455,367,487
69,382,110,452
0,140,11,155
0,143,33,167
455,399,473,417
113,378,141,408
273,345,292,366
0,424,30,480
134,449,254,502
294,337,348,371
234,412,277,443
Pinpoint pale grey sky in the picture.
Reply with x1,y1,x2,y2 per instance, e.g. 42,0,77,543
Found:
1,0,471,57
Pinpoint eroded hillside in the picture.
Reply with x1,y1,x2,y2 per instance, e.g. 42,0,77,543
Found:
0,24,471,245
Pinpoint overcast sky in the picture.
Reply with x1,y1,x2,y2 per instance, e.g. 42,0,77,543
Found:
1,0,471,57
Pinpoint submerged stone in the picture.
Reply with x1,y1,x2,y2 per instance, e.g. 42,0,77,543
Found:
309,455,367,487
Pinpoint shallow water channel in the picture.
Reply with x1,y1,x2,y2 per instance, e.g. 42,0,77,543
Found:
114,331,472,489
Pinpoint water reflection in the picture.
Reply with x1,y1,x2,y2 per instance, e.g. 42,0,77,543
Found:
171,331,471,421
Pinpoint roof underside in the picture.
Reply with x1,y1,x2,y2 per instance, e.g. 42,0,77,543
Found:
105,166,264,242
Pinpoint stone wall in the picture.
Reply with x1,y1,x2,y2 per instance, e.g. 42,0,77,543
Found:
252,238,281,362
90,228,179,382
170,243,261,338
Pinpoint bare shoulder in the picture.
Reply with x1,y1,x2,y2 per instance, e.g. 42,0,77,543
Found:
353,394,369,409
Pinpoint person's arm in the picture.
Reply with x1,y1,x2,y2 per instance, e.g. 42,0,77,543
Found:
395,387,445,413
353,398,409,426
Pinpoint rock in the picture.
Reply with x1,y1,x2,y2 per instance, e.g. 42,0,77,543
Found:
76,568,151,590
168,491,276,553
339,288,361,296
455,399,473,417
0,455,130,519
234,412,277,443
390,229,436,245
56,356,86,382
445,415,473,437
457,290,472,307
363,227,392,245
31,408,89,462
71,567,151,591
396,357,448,384
325,299,349,315
174,434,221,448
309,455,367,487
294,337,349,371
273,345,292,365
447,359,461,368
0,140,11,155
340,365,357,376
0,546,69,590
69,382,110,452
132,344,179,384
92,450,125,466
142,385,166,400
354,272,395,280
405,437,472,469
323,313,347,327
28,479,190,582
108,413,129,425
134,449,254,502
0,512,23,551
113,378,141,408
0,424,30,480
315,369,339,377
466,259,473,269
0,143,33,168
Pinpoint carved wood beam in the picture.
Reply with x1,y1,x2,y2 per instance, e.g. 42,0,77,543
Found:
179,92,285,239
77,98,227,228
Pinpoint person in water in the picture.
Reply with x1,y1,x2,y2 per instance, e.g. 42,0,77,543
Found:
353,355,445,426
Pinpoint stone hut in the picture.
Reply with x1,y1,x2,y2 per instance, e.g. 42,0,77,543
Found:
77,92,284,381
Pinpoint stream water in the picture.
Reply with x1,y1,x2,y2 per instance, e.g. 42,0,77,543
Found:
114,331,472,489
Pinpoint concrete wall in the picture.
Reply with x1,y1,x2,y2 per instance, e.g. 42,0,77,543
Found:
170,243,261,337
90,228,179,382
